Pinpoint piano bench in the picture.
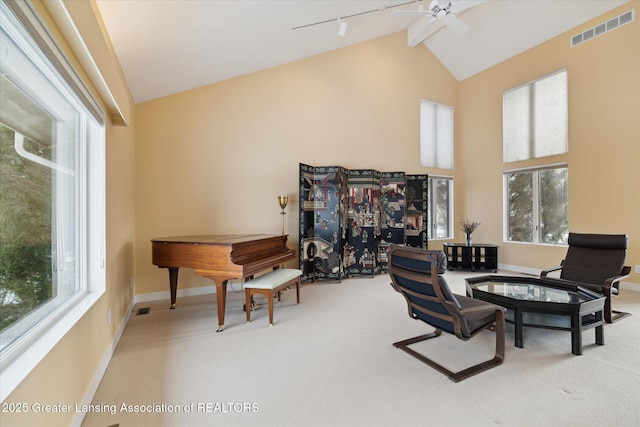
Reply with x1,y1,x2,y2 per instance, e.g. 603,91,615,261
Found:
243,269,302,326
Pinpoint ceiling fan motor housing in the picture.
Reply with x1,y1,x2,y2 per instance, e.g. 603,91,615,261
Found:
431,0,452,14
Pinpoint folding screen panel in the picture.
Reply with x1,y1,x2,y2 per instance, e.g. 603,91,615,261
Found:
379,172,406,271
347,169,381,277
299,164,348,282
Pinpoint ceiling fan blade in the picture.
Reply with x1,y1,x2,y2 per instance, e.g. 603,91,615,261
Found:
443,13,470,37
393,5,430,17
449,0,487,14
407,16,442,47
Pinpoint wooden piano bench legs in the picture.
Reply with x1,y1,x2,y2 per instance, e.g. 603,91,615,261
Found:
243,269,302,326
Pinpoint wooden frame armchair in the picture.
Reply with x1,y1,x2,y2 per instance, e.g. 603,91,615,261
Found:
388,244,506,382
540,233,631,323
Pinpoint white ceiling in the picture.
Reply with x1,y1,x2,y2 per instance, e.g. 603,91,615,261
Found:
95,0,629,104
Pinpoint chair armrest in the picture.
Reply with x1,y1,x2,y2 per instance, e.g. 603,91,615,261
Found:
603,266,632,294
540,265,562,277
620,265,631,278
541,259,566,277
459,303,506,315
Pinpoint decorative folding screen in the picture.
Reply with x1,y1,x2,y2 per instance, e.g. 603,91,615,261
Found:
299,164,427,282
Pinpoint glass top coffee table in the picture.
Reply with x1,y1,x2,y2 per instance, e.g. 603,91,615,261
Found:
465,275,606,355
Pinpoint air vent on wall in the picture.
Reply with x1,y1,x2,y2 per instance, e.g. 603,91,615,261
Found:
571,9,634,47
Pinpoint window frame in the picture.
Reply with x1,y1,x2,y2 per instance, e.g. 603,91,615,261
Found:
503,163,568,245
0,0,105,402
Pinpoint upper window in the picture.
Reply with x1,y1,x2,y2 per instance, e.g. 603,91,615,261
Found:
504,165,568,245
0,0,105,400
427,176,453,240
503,69,568,162
420,100,453,169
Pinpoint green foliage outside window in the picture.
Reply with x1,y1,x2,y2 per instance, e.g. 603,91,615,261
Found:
0,124,53,331
433,178,450,239
539,168,568,244
506,167,567,244
507,172,533,242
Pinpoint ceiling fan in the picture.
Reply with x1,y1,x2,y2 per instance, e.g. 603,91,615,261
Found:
394,0,487,47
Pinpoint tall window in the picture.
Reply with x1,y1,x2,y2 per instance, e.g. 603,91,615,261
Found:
427,177,453,240
1,0,105,399
504,166,568,244
420,100,453,239
503,69,568,162
420,100,453,169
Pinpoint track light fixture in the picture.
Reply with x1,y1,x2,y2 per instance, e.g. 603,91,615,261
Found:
337,18,348,37
291,1,417,31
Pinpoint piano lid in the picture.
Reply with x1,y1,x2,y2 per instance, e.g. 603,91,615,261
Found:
151,234,286,244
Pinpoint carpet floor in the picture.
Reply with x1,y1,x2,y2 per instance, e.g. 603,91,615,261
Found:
82,270,640,427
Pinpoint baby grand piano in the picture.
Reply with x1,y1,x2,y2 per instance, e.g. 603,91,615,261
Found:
152,234,295,331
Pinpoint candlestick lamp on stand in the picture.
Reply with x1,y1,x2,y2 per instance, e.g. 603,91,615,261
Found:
278,195,288,235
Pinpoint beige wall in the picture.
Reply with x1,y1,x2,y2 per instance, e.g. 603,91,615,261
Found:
458,3,639,277
2,1,136,426
3,2,638,426
134,31,459,294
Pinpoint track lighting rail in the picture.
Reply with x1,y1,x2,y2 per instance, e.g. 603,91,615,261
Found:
291,1,418,30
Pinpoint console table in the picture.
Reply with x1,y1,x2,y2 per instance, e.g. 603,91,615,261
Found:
443,243,498,272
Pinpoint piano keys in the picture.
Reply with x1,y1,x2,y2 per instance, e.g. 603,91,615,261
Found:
152,234,295,331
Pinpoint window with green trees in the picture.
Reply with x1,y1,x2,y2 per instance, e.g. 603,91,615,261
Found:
505,166,568,244
427,177,453,240
1,0,105,398
503,69,568,246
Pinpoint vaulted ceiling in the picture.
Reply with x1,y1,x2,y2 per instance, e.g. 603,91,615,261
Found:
95,0,629,104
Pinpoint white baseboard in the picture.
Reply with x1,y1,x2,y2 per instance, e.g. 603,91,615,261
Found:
134,285,214,305
620,281,640,292
133,279,247,305
71,302,133,427
498,263,640,292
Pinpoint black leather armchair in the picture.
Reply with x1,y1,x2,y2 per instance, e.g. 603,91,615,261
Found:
388,244,506,382
541,233,631,323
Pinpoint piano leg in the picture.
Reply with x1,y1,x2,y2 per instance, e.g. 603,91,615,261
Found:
163,267,179,309
194,271,231,332
212,277,228,332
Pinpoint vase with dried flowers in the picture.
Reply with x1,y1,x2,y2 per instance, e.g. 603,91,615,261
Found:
458,218,480,245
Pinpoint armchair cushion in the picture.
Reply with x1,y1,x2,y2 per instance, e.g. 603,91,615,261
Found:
390,251,461,334
560,233,627,285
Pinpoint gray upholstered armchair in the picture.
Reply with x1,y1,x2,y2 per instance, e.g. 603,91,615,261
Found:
388,244,506,382
540,233,631,323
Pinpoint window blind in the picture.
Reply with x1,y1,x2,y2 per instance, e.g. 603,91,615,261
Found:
503,69,567,162
420,100,453,169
